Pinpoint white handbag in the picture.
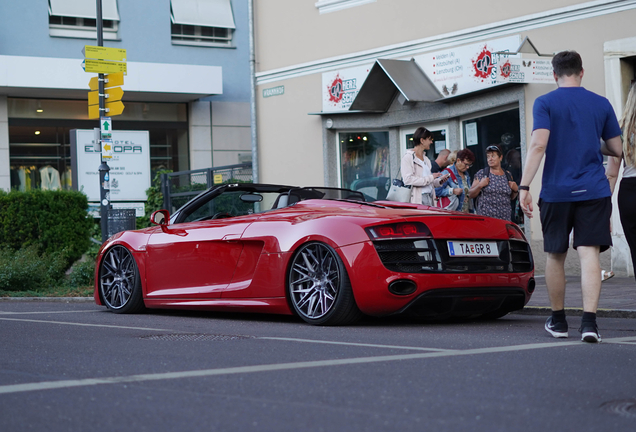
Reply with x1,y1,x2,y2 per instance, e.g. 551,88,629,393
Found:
386,178,412,203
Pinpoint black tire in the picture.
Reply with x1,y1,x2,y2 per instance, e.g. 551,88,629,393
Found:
99,245,145,314
287,242,362,325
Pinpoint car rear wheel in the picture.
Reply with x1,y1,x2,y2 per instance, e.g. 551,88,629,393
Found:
99,245,145,314
288,242,362,325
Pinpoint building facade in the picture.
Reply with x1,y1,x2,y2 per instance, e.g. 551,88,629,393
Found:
0,0,252,201
253,0,636,276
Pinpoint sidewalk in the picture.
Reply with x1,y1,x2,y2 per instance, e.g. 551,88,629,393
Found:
521,275,636,318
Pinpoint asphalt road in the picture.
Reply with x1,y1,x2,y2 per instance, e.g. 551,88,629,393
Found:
1,301,636,432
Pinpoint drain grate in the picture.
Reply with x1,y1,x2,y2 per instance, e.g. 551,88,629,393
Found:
600,399,636,418
141,334,254,341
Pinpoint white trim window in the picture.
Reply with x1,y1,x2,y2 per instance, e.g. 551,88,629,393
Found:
315,0,376,14
48,0,120,40
171,0,235,48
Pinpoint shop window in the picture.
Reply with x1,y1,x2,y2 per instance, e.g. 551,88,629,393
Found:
171,0,235,47
48,0,120,40
7,99,189,192
340,132,389,200
405,128,448,161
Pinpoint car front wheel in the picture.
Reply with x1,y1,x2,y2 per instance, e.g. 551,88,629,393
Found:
99,245,145,313
288,242,362,325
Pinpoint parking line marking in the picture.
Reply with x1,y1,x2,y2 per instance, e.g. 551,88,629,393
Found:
260,337,455,352
3,336,636,395
0,317,173,332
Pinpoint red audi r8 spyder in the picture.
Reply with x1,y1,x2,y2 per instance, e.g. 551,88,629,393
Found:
94,183,535,325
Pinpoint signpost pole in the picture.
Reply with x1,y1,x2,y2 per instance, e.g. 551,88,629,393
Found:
96,0,110,242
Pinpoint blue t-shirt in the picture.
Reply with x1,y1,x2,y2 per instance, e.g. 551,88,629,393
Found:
532,87,622,202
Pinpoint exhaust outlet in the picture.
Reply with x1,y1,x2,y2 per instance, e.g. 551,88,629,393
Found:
388,279,417,296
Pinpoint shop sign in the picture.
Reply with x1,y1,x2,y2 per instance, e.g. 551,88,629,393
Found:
495,58,554,84
413,35,521,99
71,129,150,202
322,64,372,112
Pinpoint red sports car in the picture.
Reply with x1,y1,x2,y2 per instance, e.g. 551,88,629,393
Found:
95,183,535,325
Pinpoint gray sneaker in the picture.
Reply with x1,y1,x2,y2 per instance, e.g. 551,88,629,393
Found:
579,323,602,343
545,316,568,338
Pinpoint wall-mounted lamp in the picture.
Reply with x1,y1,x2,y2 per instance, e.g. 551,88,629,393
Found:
36,101,43,113
34,131,41,135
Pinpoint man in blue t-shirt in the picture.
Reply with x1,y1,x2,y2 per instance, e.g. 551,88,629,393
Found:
519,51,622,343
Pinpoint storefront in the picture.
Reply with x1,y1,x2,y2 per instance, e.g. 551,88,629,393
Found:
317,36,536,227
7,98,189,193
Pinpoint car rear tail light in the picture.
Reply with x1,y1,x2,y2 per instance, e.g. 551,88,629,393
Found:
506,224,527,241
366,222,432,240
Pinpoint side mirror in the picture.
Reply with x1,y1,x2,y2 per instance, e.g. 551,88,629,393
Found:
150,210,170,226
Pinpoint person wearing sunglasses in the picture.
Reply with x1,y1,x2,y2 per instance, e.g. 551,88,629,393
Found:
469,144,518,220
434,148,476,212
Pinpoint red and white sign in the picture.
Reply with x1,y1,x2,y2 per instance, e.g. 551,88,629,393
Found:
413,35,521,98
322,64,372,112
495,58,555,84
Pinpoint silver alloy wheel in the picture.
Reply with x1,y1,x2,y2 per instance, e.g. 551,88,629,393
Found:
100,245,138,310
289,243,340,320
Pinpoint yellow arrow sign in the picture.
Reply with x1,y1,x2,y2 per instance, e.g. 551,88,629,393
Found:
88,87,124,106
83,45,127,62
88,101,125,119
88,72,125,91
105,100,125,116
83,59,127,74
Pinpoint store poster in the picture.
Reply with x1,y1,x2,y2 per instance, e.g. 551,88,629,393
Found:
495,57,555,84
412,35,522,98
322,64,373,112
71,129,151,202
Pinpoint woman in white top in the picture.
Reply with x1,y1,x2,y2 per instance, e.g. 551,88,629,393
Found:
607,82,636,280
401,127,447,205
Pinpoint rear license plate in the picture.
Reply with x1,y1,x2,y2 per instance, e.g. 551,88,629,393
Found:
447,241,498,257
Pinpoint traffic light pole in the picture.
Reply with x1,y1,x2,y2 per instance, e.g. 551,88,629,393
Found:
96,0,110,242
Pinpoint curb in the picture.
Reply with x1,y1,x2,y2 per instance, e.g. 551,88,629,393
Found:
513,306,636,319
0,297,94,303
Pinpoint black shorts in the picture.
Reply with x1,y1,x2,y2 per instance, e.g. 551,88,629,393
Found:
539,197,612,254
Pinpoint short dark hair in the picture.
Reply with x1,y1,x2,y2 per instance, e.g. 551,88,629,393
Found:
412,127,433,146
456,148,475,163
552,51,582,78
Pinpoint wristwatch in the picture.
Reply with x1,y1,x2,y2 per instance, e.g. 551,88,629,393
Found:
518,185,530,191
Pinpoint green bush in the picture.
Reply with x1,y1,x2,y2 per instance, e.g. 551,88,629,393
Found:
0,189,93,266
67,259,96,288
0,246,68,291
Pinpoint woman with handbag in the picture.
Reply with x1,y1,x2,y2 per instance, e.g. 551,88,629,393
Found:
401,127,447,205
434,148,476,212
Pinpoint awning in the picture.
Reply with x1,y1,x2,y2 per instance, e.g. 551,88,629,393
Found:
171,0,236,29
49,0,120,21
349,58,442,112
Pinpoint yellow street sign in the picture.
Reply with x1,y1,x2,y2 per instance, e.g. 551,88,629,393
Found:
88,72,125,91
88,101,125,119
88,87,124,106
105,100,125,116
83,45,126,62
83,59,127,74
104,72,124,88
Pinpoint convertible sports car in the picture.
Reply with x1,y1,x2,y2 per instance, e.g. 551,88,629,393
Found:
94,183,535,325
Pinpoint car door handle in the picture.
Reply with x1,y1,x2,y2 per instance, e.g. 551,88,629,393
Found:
222,234,241,241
